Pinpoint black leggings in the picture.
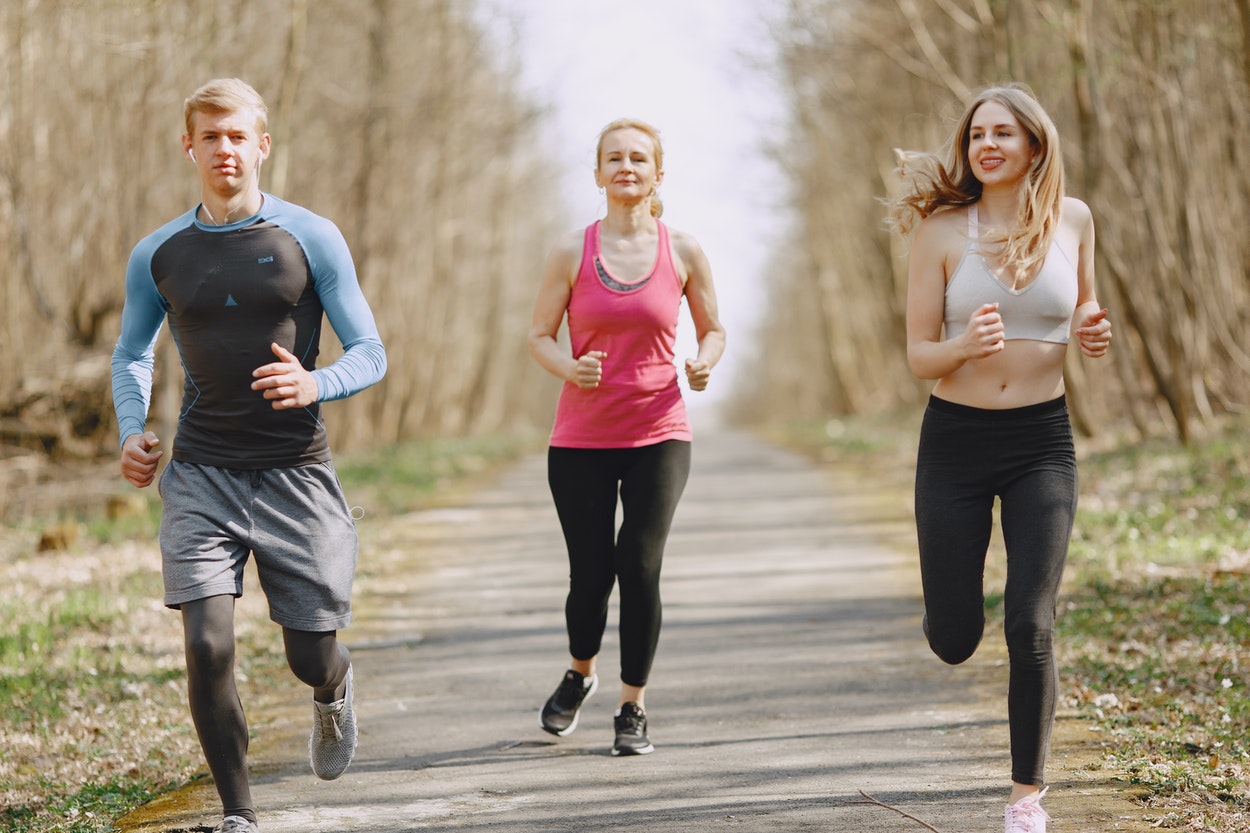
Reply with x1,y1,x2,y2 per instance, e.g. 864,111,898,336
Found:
914,396,1077,786
182,596,351,823
547,440,691,688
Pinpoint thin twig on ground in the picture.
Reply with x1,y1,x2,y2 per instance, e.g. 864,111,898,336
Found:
855,790,945,832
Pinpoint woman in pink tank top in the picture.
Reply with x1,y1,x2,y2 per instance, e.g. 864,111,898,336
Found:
528,118,725,756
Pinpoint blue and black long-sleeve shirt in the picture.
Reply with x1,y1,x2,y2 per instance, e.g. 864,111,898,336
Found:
111,193,387,469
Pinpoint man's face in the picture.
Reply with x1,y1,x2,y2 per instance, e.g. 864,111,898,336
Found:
182,107,270,198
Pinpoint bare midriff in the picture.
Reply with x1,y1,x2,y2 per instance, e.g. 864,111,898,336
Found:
932,340,1067,409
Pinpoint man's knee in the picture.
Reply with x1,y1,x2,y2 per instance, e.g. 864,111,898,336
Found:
184,627,235,676
284,630,344,688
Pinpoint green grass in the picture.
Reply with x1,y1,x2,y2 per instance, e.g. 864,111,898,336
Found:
335,432,544,518
3,779,176,833
1,586,124,723
83,503,163,547
1058,420,1250,827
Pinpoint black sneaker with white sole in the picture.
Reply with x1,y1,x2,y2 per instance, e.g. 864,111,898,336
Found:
540,669,598,736
612,701,654,756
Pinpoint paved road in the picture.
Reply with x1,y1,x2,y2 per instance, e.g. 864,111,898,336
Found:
117,427,1152,832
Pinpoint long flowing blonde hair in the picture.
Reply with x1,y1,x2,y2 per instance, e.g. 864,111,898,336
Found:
887,83,1064,282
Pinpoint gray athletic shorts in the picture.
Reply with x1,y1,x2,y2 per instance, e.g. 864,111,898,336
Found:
157,459,358,631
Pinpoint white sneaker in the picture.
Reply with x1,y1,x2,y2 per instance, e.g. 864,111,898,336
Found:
213,816,258,833
1004,787,1050,833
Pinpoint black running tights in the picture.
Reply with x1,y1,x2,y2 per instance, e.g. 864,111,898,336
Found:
181,595,351,823
913,396,1077,787
547,440,691,688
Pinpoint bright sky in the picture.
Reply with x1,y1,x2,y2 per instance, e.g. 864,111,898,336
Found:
482,0,788,410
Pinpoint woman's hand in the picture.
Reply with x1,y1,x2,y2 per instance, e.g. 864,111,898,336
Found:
1075,307,1111,358
961,302,1005,359
684,358,711,391
571,351,607,390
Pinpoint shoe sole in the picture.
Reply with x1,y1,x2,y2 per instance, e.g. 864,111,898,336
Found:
611,742,654,756
540,715,577,737
538,674,598,737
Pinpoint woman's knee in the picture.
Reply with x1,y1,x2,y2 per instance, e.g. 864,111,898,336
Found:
1004,614,1054,662
924,613,983,665
567,573,615,613
617,558,662,592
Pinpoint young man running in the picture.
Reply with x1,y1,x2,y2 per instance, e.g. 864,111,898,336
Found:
112,77,387,833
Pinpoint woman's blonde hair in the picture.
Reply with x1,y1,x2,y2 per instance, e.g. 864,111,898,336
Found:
596,118,664,218
184,78,269,137
887,83,1064,281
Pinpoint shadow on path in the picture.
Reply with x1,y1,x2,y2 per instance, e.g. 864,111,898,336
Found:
116,428,1153,832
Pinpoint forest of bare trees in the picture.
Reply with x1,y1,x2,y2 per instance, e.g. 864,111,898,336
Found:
0,0,564,482
3,0,1246,500
730,0,1250,443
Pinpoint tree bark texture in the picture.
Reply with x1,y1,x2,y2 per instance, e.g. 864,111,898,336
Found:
730,0,1250,442
0,0,562,459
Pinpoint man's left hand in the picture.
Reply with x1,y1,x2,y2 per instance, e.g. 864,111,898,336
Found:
252,342,319,409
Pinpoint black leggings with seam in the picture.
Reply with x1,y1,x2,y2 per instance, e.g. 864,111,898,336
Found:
547,440,691,688
914,395,1077,786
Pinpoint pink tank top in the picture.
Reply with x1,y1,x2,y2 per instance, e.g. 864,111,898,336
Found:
549,220,691,448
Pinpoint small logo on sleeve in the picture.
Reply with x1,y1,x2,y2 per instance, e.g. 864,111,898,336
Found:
257,255,275,264
225,294,239,307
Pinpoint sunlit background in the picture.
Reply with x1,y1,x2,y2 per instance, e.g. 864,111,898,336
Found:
1,0,1244,466
2,5,1249,829
485,0,788,408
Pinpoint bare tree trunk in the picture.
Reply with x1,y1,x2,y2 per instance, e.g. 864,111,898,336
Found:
733,0,1248,442
0,0,565,458
1237,0,1250,94
268,0,309,198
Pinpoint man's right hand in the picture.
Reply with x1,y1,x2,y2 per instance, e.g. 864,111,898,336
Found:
120,431,162,488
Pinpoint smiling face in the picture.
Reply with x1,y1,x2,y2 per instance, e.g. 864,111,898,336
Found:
966,100,1037,191
595,127,663,203
182,107,270,200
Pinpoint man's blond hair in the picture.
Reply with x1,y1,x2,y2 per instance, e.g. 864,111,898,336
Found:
184,78,268,137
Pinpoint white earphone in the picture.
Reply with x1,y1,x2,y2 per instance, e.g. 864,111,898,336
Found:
188,149,196,162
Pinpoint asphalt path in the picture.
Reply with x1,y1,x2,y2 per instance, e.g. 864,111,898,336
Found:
116,426,1154,832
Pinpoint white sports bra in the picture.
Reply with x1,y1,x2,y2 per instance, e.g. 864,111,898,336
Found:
944,204,1078,344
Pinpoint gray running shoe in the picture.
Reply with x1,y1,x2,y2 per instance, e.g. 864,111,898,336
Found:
213,816,258,833
309,664,357,780
540,669,598,736
612,701,654,756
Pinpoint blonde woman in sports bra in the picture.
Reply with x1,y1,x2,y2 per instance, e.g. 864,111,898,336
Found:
888,83,1111,833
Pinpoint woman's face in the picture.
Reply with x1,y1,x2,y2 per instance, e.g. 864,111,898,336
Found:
966,100,1036,190
595,128,663,201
